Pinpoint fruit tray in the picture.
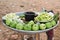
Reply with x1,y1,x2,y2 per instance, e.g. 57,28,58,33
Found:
2,12,59,34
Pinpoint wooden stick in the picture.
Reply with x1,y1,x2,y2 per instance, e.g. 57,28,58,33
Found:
35,33,40,40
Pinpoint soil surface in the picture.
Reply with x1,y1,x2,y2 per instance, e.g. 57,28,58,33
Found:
0,0,60,40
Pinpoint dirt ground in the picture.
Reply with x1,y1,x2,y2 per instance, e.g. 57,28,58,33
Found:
0,0,60,40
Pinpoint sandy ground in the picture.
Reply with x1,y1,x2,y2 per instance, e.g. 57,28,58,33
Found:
0,0,60,40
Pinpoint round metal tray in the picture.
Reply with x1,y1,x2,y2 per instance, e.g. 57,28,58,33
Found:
2,12,59,34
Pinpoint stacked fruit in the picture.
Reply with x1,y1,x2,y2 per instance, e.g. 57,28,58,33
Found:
4,12,59,31
35,12,54,22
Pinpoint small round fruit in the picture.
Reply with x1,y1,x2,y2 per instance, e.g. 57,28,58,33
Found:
45,22,52,29
10,20,17,28
40,24,46,30
51,20,56,26
6,19,12,25
28,20,34,25
24,24,31,31
35,17,39,21
16,23,23,30
32,24,39,31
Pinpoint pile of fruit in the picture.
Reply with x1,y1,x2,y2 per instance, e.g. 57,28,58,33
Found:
35,12,54,22
4,12,59,31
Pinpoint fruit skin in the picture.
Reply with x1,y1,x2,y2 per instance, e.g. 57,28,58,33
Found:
28,20,34,26
35,16,39,21
32,24,39,31
40,24,46,30
6,19,12,25
51,20,56,26
16,23,23,30
24,24,31,31
10,20,17,28
45,22,52,29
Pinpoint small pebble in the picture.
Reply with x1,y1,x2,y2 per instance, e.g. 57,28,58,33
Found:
10,34,18,40
0,29,2,32
20,5,24,7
